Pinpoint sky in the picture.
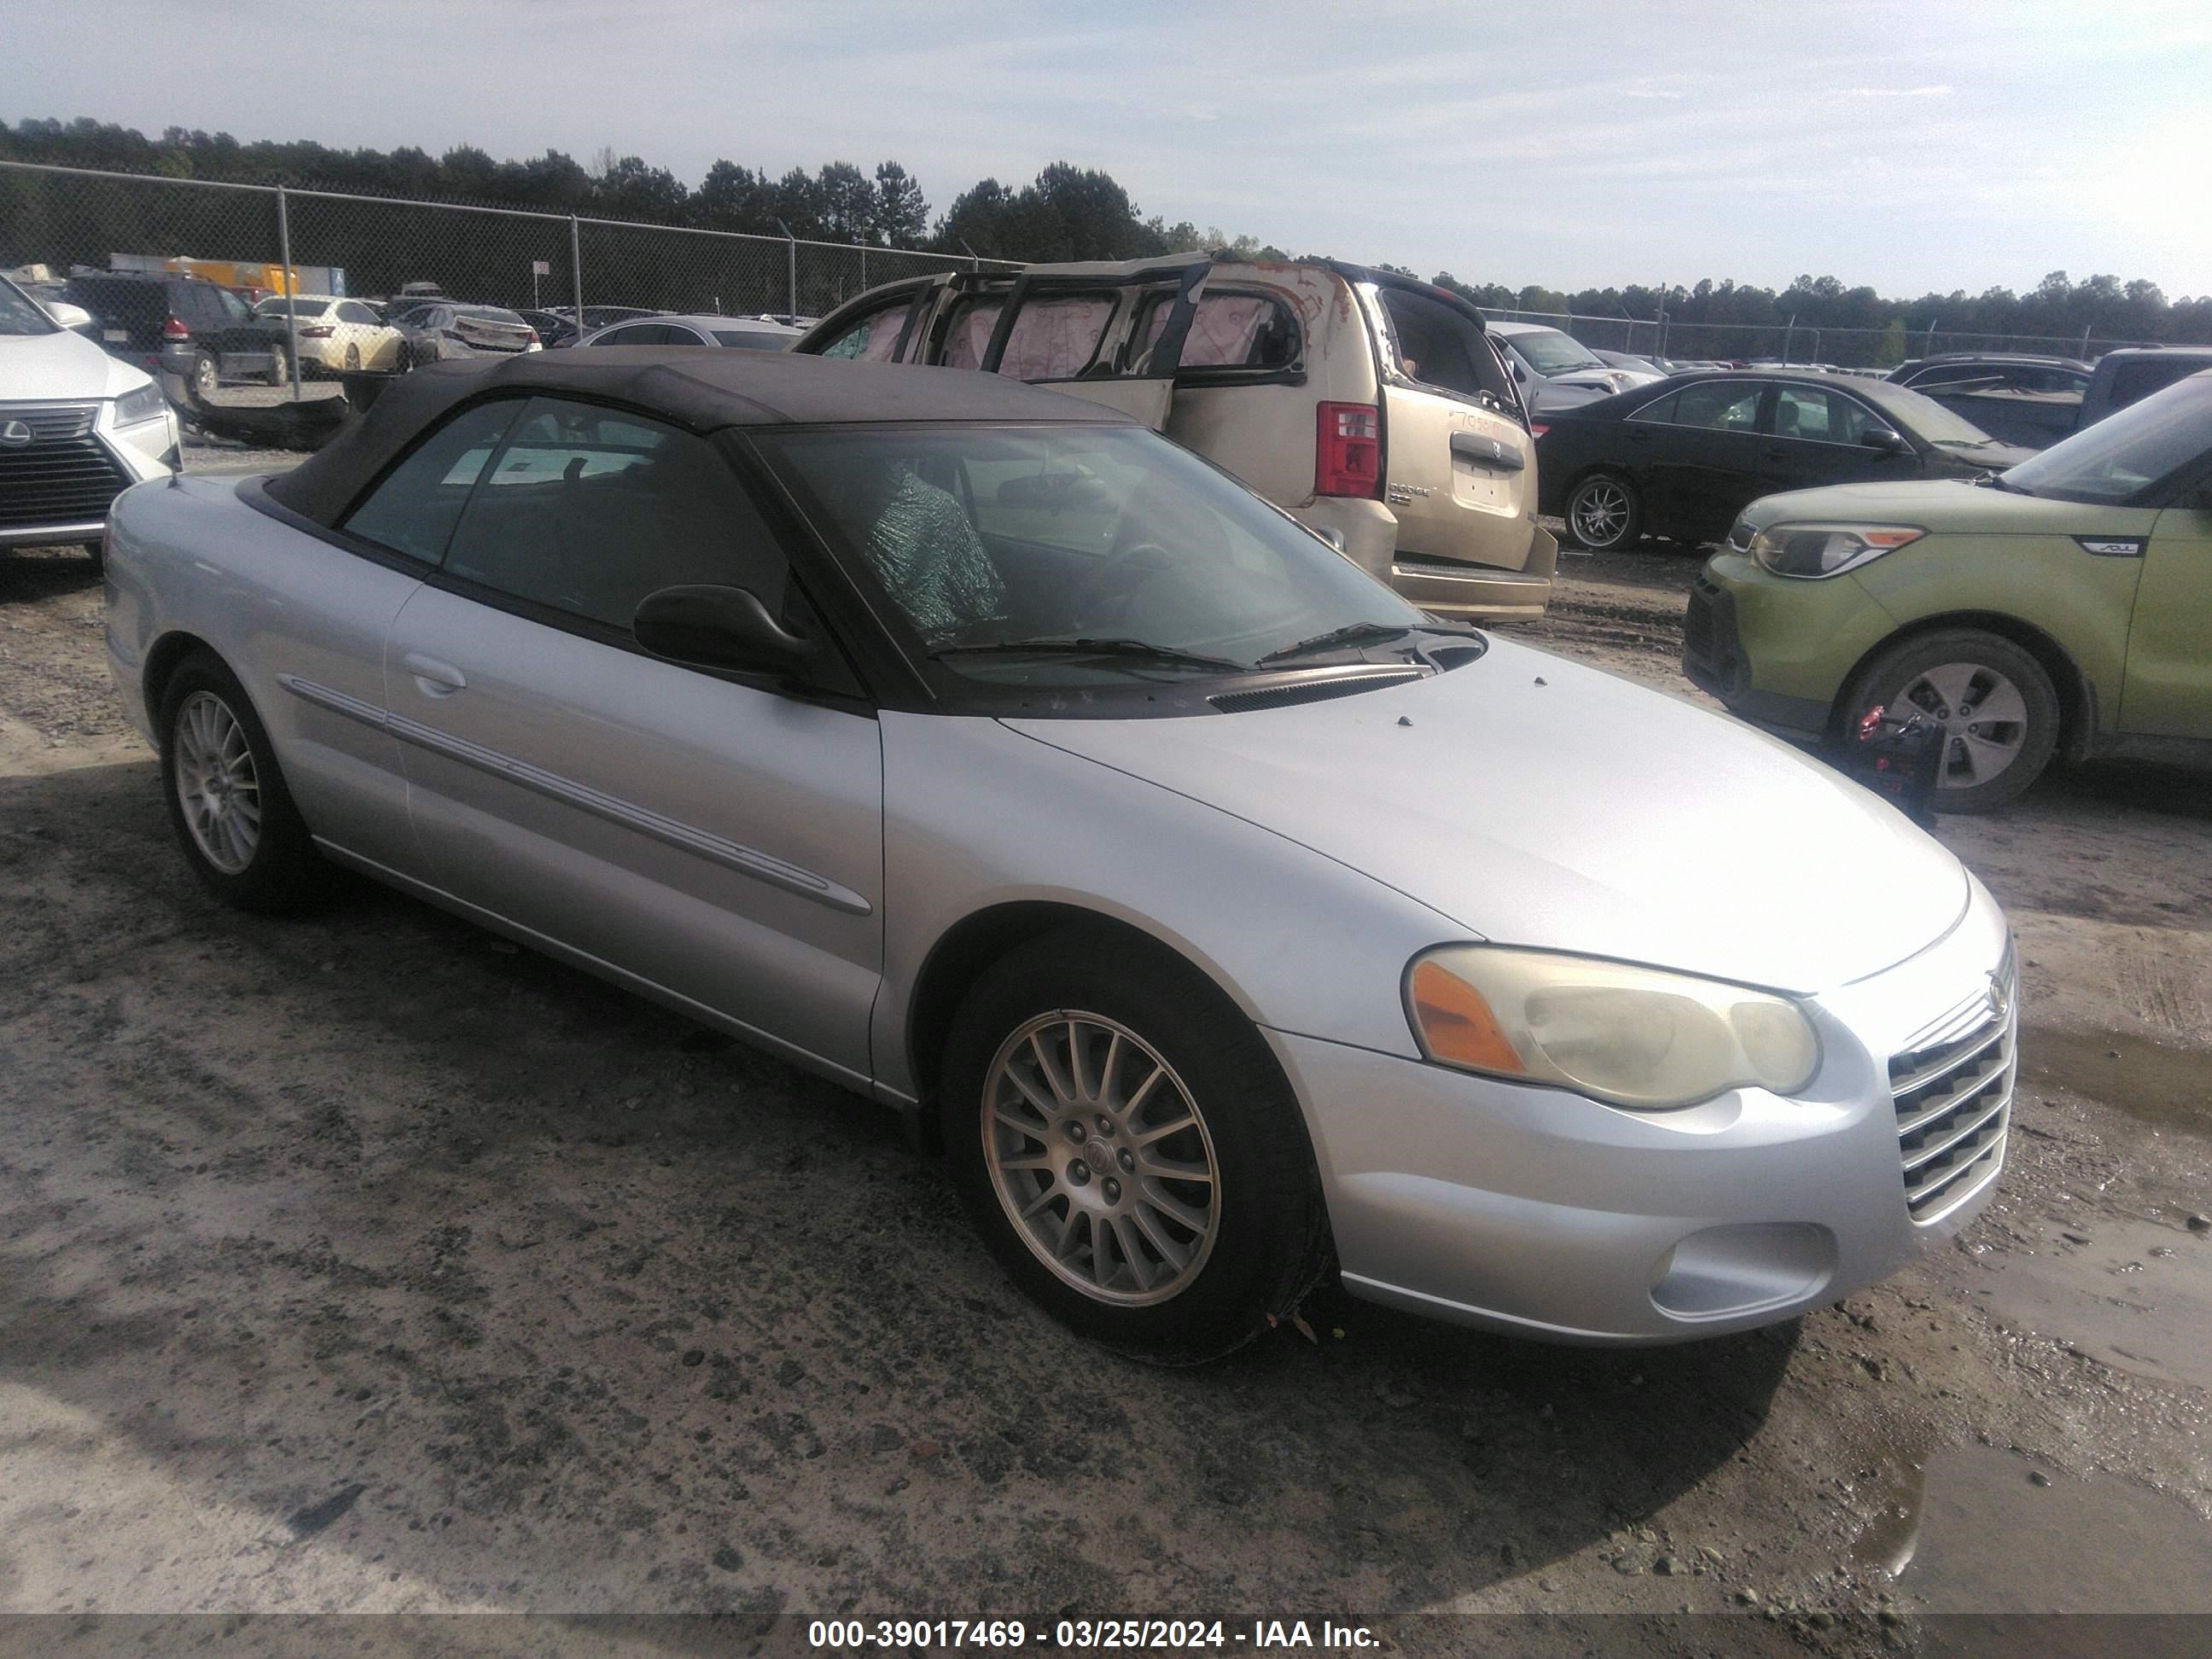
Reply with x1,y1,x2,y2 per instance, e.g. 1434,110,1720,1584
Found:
6,0,2209,299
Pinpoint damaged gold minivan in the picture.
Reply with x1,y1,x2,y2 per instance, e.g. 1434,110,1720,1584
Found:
793,257,1557,619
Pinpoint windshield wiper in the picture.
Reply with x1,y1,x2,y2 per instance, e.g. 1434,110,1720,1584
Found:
1255,621,1418,665
929,636,1245,672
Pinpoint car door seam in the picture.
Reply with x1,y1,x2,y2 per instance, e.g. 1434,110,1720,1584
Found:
276,672,872,916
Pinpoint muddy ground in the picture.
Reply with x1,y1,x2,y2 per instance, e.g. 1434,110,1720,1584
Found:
2,493,2209,1650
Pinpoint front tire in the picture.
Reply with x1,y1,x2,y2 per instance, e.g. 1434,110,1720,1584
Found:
158,652,328,911
939,929,1330,1364
1844,629,2060,812
1564,470,1643,550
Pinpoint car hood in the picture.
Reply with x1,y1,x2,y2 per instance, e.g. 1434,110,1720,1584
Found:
1737,475,2138,538
1004,637,1967,994
0,327,152,401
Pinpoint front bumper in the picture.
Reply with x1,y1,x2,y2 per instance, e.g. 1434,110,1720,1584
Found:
1272,886,2013,1343
1686,552,1898,738
0,399,178,549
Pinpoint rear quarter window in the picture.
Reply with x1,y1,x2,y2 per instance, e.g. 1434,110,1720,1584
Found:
1130,290,1299,373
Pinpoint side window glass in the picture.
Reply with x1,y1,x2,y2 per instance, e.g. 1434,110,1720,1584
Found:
1674,381,1762,432
1772,386,1832,442
994,294,1116,380
1627,391,1680,425
442,397,789,632
1375,289,1502,399
1825,396,1887,444
214,287,252,323
940,298,1004,370
818,300,910,362
342,399,526,564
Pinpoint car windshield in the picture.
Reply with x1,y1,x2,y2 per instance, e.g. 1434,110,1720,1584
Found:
760,425,1426,686
0,277,59,336
1850,380,2004,446
1508,329,1606,374
1997,371,2212,504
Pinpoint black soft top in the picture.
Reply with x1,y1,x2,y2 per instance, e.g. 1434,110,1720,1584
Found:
265,348,1132,527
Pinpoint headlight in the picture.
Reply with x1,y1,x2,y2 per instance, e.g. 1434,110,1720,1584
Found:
1404,946,1819,1109
114,381,169,427
1749,521,1923,579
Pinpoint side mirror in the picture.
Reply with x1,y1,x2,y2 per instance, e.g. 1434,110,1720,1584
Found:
1860,426,1908,453
45,300,94,331
633,585,818,677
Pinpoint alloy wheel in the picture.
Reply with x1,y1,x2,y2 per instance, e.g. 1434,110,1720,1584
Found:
981,1010,1221,1307
194,355,218,398
1570,479,1631,547
172,690,261,874
1895,661,2029,789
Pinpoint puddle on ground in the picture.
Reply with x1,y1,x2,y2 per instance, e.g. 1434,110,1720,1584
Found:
1850,1443,2212,1613
2023,1027,2212,1136
1977,1214,2212,1390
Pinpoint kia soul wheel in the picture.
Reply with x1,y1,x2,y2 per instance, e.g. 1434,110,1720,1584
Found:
940,930,1329,1363
1847,629,2060,812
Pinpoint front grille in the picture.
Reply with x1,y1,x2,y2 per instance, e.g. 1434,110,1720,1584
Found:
1889,951,2016,1222
1208,672,1421,714
0,402,129,531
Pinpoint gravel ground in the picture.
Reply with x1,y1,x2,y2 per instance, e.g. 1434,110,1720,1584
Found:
2,520,2209,1647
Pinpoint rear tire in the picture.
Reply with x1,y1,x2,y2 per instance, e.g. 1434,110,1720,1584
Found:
158,652,329,911
1564,471,1643,550
191,350,219,400
1842,629,2060,813
939,928,1330,1364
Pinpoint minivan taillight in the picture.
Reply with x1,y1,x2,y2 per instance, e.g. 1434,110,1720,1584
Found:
1529,422,1550,440
161,317,189,341
1315,402,1381,498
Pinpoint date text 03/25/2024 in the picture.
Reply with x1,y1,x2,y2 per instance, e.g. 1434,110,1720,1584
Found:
806,1619,1379,1650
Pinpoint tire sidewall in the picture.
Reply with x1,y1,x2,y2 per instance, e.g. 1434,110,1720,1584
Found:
1565,471,1642,550
157,654,323,910
938,931,1325,1363
1848,631,2060,812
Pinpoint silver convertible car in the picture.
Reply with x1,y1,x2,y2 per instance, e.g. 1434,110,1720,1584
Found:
104,350,2016,1361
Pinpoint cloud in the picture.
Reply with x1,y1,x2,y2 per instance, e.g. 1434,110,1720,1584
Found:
1830,84,1955,97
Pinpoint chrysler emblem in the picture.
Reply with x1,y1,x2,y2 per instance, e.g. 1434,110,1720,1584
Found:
0,419,32,448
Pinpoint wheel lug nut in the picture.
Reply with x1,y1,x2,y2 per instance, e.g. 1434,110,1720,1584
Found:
1117,1148,1135,1173
1068,1161,1090,1185
1095,1115,1115,1137
1102,1178,1121,1203
1066,1121,1086,1143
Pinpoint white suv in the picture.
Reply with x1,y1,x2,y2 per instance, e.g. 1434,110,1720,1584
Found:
795,258,1558,619
0,273,180,564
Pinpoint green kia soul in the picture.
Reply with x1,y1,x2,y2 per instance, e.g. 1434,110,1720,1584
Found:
1685,369,2212,811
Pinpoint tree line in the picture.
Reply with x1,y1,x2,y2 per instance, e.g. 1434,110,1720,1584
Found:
3,116,2205,357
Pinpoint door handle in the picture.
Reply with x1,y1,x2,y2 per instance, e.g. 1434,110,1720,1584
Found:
399,652,467,697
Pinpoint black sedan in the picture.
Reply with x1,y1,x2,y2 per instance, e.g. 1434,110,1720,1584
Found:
1534,371,2030,551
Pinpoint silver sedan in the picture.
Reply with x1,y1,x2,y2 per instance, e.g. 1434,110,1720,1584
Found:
103,348,2013,1361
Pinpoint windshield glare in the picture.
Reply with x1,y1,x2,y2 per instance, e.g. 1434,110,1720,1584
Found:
2000,372,2212,504
763,426,1424,685
0,277,61,337
1859,381,1997,446
1508,328,1605,374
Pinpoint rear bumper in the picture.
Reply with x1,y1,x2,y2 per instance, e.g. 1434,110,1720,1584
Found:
1290,498,1556,618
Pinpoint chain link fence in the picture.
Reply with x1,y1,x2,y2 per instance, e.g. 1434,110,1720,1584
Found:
1474,306,2156,371
0,158,1018,351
